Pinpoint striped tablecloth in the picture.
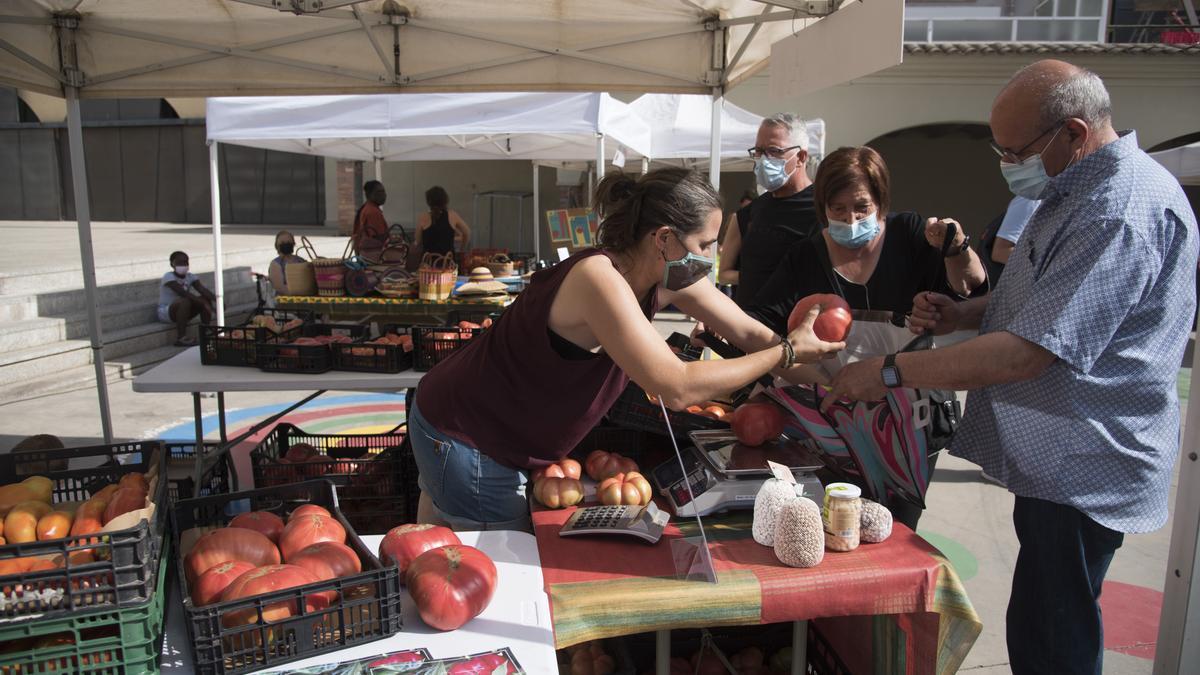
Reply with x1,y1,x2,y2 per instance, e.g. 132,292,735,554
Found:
534,507,981,675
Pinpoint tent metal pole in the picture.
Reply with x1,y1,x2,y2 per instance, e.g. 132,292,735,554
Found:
532,162,540,262
596,134,606,181
709,89,723,190
65,86,114,444
641,157,650,175
373,137,383,181
1156,321,1200,671
208,141,226,325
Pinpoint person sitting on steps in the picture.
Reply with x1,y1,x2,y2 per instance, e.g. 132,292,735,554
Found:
158,251,215,347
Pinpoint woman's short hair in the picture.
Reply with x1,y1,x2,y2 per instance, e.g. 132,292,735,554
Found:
813,146,891,225
594,167,722,253
274,230,295,250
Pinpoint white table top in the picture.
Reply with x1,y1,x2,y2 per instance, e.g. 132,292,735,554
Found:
161,530,557,674
132,347,424,393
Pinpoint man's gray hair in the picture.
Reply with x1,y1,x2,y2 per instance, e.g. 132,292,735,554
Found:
762,113,809,153
1035,68,1112,128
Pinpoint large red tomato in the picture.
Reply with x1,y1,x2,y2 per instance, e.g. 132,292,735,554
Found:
531,458,582,482
378,524,461,575
584,450,639,482
531,476,584,509
279,515,346,561
787,293,852,342
101,486,147,525
283,443,319,463
597,472,652,506
191,560,256,606
288,541,362,580
288,504,331,522
228,511,285,544
730,401,786,446
406,545,497,631
219,564,329,627
184,528,281,584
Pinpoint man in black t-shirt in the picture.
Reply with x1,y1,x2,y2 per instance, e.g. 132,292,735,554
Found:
733,113,821,307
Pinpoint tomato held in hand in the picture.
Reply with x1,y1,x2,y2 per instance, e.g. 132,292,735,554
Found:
406,544,497,631
378,523,461,575
788,293,852,342
730,401,786,446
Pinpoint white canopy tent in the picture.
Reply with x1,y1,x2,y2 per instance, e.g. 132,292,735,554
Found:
205,91,654,267
0,0,845,445
628,93,825,174
1152,141,1200,186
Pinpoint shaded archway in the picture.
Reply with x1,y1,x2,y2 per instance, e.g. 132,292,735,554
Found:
865,123,1011,239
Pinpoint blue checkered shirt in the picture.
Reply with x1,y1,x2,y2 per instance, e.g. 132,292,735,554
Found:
952,131,1198,533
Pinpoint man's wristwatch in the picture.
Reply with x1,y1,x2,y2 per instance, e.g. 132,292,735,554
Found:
881,353,902,388
945,234,972,258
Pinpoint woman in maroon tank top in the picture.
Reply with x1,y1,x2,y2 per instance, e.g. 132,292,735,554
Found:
412,168,845,530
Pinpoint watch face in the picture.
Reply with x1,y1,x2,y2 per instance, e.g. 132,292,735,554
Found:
882,367,901,388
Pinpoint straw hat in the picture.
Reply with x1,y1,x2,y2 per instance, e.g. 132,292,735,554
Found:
456,266,509,295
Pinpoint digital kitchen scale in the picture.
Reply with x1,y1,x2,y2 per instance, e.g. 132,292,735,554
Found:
650,431,824,517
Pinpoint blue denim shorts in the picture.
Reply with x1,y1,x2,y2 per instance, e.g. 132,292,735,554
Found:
408,401,531,531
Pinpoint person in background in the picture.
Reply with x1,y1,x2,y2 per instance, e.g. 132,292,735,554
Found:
267,230,305,297
729,114,820,306
158,251,215,346
828,60,1198,674
410,168,844,531
979,195,1042,282
11,434,66,475
416,186,471,259
716,190,757,295
353,180,389,260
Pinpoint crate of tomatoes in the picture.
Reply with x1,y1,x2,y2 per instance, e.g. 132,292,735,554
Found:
250,423,417,535
257,323,370,374
200,309,312,368
330,326,414,374
0,440,168,622
412,319,490,371
173,480,403,675
0,540,170,675
605,382,732,438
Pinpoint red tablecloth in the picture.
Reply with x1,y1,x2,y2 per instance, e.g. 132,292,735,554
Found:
533,507,980,675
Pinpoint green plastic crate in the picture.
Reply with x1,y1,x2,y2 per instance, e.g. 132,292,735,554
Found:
0,544,168,675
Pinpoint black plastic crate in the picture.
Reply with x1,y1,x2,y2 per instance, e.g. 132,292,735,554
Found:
173,480,403,675
200,308,312,368
166,441,233,502
330,327,413,374
665,332,704,362
249,423,417,535
257,323,370,374
612,623,848,675
0,441,168,621
568,425,659,466
606,382,730,438
412,325,484,371
0,541,170,675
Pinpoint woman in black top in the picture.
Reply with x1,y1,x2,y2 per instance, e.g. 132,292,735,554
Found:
416,186,472,258
746,146,986,531
747,146,986,337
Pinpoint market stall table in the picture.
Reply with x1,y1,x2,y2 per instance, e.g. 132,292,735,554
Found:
160,530,558,674
275,294,512,324
132,347,423,488
533,506,980,675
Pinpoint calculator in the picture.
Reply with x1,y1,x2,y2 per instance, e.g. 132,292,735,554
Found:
558,502,670,544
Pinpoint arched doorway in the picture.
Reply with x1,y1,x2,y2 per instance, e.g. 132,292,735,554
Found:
865,123,1011,240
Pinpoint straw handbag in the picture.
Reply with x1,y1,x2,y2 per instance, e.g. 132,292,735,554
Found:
418,253,458,301
280,237,318,297
485,253,515,278
311,238,353,297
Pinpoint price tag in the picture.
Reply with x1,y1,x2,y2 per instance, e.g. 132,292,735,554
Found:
556,247,570,262
767,460,796,485
612,147,627,168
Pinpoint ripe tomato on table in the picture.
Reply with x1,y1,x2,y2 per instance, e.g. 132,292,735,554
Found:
406,545,497,631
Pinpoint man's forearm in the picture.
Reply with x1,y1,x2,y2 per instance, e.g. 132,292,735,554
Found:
895,331,1051,391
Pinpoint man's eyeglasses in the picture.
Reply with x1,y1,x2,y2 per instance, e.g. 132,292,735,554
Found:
747,145,803,159
989,120,1064,163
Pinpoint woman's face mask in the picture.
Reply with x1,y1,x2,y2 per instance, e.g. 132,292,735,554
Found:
660,232,714,291
827,212,880,249
174,264,189,277
279,242,295,255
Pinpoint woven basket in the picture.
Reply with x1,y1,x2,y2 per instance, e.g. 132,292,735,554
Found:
418,253,457,301
311,239,353,297
485,254,515,278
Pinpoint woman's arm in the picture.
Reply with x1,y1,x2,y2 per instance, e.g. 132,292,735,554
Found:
450,210,472,251
414,213,429,246
268,260,285,295
717,213,742,285
923,217,986,297
192,280,216,303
